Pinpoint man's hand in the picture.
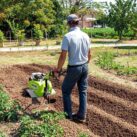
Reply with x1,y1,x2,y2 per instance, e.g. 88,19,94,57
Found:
53,68,61,80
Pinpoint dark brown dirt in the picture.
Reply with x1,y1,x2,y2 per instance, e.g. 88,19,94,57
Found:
0,64,137,137
89,76,137,102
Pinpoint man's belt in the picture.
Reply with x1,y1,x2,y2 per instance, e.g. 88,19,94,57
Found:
68,61,88,67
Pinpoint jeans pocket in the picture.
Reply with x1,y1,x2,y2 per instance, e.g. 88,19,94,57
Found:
67,66,81,78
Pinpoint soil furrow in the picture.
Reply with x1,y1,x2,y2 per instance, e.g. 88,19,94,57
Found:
88,87,137,110
53,90,137,137
52,91,99,137
87,91,137,126
0,64,137,137
89,76,137,102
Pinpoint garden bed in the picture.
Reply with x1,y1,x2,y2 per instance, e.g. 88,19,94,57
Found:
0,64,137,137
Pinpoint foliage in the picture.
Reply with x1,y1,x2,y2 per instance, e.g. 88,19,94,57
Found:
16,112,65,137
0,30,4,42
6,20,21,40
82,28,135,39
78,131,89,137
130,10,137,38
83,28,117,39
70,1,104,28
0,0,56,38
107,0,137,40
48,0,67,37
33,24,44,40
17,30,25,41
0,85,21,122
95,51,137,75
0,132,6,137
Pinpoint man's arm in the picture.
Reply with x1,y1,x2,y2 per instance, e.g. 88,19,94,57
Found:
88,49,91,63
57,50,67,71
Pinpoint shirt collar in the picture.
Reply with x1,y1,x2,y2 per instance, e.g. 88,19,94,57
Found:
70,27,80,31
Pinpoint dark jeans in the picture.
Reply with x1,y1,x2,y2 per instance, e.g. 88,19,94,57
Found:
62,63,88,119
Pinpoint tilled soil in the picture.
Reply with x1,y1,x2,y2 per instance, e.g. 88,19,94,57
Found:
0,64,137,137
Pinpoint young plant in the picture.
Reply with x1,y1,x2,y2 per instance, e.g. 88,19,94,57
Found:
16,112,65,137
0,132,6,137
0,85,21,122
78,131,89,137
17,30,25,46
95,51,137,76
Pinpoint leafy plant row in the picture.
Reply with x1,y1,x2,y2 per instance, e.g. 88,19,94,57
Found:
15,112,65,137
0,85,65,137
95,52,137,75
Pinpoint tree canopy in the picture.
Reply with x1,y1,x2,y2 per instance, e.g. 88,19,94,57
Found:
108,0,137,40
0,0,137,40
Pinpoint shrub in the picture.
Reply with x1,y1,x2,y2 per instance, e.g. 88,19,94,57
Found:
17,30,25,41
33,24,44,40
82,28,134,39
82,28,117,39
0,85,21,122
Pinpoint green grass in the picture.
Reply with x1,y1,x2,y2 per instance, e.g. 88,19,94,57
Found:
114,56,137,67
95,51,137,75
0,51,60,66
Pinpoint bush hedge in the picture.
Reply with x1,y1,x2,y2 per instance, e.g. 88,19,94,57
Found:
82,28,134,39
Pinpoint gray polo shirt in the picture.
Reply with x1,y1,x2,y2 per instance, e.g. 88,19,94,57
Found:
61,27,91,66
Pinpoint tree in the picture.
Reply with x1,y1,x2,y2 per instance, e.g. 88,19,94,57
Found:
0,0,56,39
108,0,136,40
71,1,104,28
130,9,137,38
48,0,67,37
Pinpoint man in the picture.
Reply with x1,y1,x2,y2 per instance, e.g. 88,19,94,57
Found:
55,14,91,122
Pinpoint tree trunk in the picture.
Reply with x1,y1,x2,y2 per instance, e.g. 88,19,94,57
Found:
118,30,123,40
35,40,41,46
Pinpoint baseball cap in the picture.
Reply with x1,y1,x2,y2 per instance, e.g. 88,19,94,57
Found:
67,14,80,22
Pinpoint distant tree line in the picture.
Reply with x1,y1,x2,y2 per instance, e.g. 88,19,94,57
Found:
0,0,136,42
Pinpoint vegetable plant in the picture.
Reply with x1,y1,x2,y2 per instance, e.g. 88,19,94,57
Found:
16,112,65,137
95,51,137,75
0,85,21,122
0,132,6,137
